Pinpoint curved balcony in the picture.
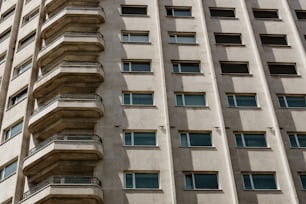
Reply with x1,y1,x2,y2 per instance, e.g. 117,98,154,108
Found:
45,0,100,14
41,7,105,39
28,94,103,136
23,135,103,178
33,62,104,99
20,176,103,204
37,32,104,67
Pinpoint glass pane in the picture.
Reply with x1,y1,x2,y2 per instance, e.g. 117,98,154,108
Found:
131,62,150,72
252,174,277,189
236,95,257,107
227,95,235,107
300,175,306,189
125,173,133,188
122,34,129,42
134,132,156,146
184,95,205,106
123,62,130,71
169,35,176,43
3,161,17,178
130,34,149,42
124,133,132,145
132,94,153,105
176,95,183,106
243,175,252,189
180,133,188,147
185,174,193,189
18,62,32,75
286,96,306,107
189,133,212,146
194,174,218,189
289,135,298,147
180,63,200,73
123,94,130,104
297,135,306,147
172,64,179,72
278,96,286,107
235,134,243,147
173,9,191,16
10,121,23,137
244,134,266,147
122,7,147,15
135,173,159,189
177,36,195,43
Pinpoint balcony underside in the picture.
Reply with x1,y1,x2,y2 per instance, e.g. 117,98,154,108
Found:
45,0,100,14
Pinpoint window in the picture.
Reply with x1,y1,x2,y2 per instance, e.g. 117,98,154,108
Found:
8,88,28,108
125,172,159,189
22,8,39,25
235,133,267,148
242,173,277,190
121,5,147,15
122,31,149,43
0,28,11,42
18,31,36,49
14,59,32,77
214,33,242,45
122,60,151,72
172,61,200,73
180,132,212,147
185,172,218,190
209,7,235,18
123,92,153,105
296,10,306,20
169,33,196,44
268,63,297,75
227,94,257,107
124,131,156,146
3,120,23,142
220,61,249,74
176,93,206,107
260,34,288,46
1,6,15,21
278,95,306,108
299,174,306,189
289,133,306,148
2,198,12,204
166,7,192,17
0,52,6,65
0,160,17,181
253,9,279,19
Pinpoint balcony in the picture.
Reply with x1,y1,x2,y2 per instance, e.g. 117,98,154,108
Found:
28,94,103,137
37,32,104,67
45,0,100,14
23,135,103,179
20,176,103,204
41,7,105,39
33,61,104,99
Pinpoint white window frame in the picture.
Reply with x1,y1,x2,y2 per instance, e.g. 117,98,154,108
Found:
122,60,151,72
121,31,149,43
227,94,257,107
3,120,23,142
169,32,196,44
124,131,157,146
242,173,277,190
180,132,212,147
124,172,160,189
277,95,306,108
234,133,267,148
166,7,192,17
176,93,206,107
289,133,306,148
184,172,219,190
0,160,17,181
172,61,201,73
8,88,28,108
122,92,154,105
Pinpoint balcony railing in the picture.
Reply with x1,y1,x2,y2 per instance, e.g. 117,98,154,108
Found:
22,176,102,199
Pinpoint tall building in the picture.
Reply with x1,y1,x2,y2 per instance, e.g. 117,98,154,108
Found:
0,0,306,203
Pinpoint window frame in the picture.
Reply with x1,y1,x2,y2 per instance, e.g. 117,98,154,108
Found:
242,173,277,190
124,172,160,190
121,5,148,16
180,132,212,147
166,6,192,17
122,92,154,106
184,172,219,190
220,61,249,75
175,93,206,107
209,7,236,19
172,60,201,74
295,10,306,20
0,52,6,65
3,120,23,143
288,133,306,148
0,5,16,21
260,34,288,46
252,9,279,20
122,59,151,73
168,32,196,44
22,7,39,26
214,33,243,45
227,94,258,108
13,58,32,78
123,131,157,147
299,174,306,190
7,88,28,109
18,31,36,50
234,132,267,148
268,62,297,75
0,160,18,181
121,31,150,43
277,95,306,108
0,27,11,43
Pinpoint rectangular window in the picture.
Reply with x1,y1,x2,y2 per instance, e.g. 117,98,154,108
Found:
22,7,39,25
300,174,306,189
121,5,147,15
3,120,23,142
253,9,279,19
227,94,257,107
235,133,267,148
169,33,196,44
123,92,153,105
278,95,306,108
124,131,156,146
242,173,277,190
260,34,288,46
122,31,149,43
8,88,28,108
122,60,151,72
125,172,159,189
0,52,6,65
166,7,192,17
180,132,212,147
1,6,15,21
172,61,200,73
220,61,249,74
185,172,218,190
0,28,11,42
176,93,206,107
268,63,297,75
18,31,36,49
209,7,235,18
296,10,306,20
14,59,32,77
0,160,17,181
215,33,242,45
289,133,306,148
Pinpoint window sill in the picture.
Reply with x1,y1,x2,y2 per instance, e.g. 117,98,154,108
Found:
254,18,282,21
121,71,154,75
6,97,27,111
215,43,245,47
180,146,216,150
175,106,209,109
122,105,157,108
270,74,301,78
120,14,150,17
290,147,306,149
166,16,194,19
169,42,199,46
211,17,238,20
0,172,16,184
227,106,261,110
184,189,223,192
121,42,151,45
221,73,253,77
236,147,272,150
123,145,160,149
172,72,203,75
243,189,281,192
278,107,306,110
0,133,20,146
123,188,163,192
262,45,291,48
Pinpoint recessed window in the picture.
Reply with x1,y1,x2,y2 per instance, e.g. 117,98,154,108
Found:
278,95,306,108
253,9,279,19
227,94,257,107
2,198,12,204
296,10,306,20
242,173,277,190
299,174,306,189
172,61,200,73
18,31,36,49
0,52,6,65
0,160,17,181
125,172,159,189
260,34,288,46
176,93,206,107
180,132,212,147
220,61,249,74
209,7,235,18
0,28,11,42
122,31,149,43
185,172,218,190
3,120,23,142
22,7,39,25
124,131,156,146
122,60,151,72
1,6,15,21
235,133,267,148
169,32,196,44
8,88,28,108
166,7,192,17
14,59,32,77
121,5,147,15
123,92,153,105
268,63,297,75
289,133,306,148
215,33,242,45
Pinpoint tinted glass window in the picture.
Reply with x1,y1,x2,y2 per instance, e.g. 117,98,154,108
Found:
268,64,297,75
221,62,249,74
210,8,235,17
253,9,278,19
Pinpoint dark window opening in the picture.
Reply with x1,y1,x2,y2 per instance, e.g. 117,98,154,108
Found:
209,8,235,18
260,35,287,45
220,62,249,74
121,6,147,15
253,9,279,19
215,34,242,44
268,63,297,75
